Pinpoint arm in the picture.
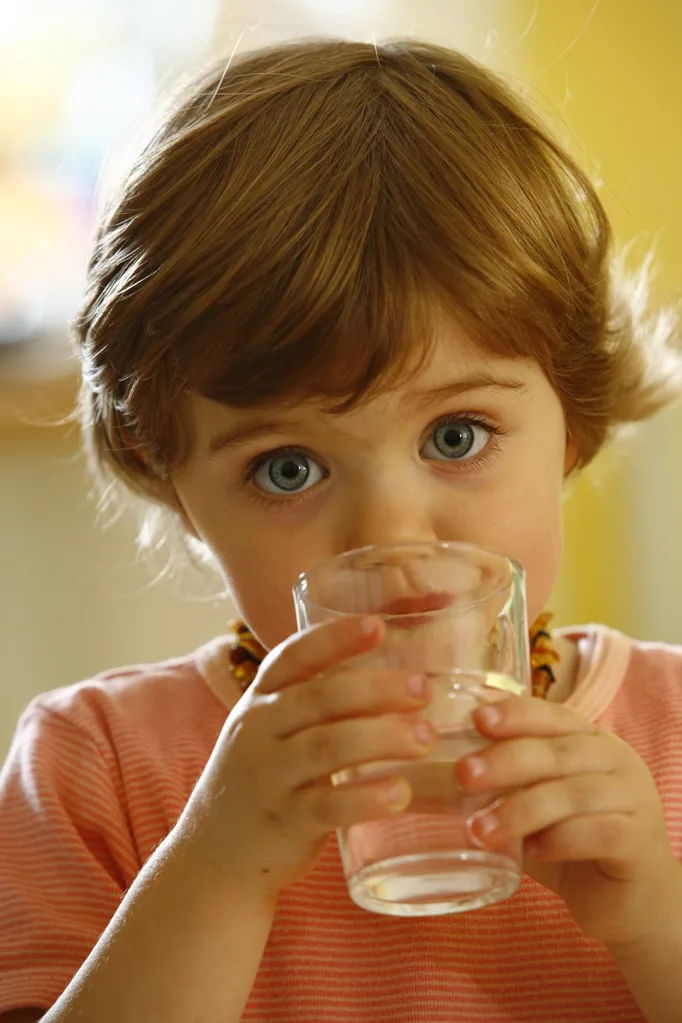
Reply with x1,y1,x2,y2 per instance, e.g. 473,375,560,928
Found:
4,617,424,1023
41,829,277,1023
0,699,272,1022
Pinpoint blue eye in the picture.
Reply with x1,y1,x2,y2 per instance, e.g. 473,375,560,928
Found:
243,415,501,508
423,418,491,461
252,450,324,494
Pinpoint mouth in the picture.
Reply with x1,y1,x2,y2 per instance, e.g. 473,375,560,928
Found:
378,592,454,627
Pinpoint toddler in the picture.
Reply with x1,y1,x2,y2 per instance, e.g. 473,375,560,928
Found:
1,38,682,1023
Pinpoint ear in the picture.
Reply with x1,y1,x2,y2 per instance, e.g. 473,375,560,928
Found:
564,434,579,475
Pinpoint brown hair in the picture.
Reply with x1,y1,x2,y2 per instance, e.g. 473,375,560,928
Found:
73,38,681,537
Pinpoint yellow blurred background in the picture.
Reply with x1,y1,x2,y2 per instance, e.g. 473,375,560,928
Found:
1,0,681,759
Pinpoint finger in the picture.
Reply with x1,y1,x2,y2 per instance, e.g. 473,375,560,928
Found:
457,731,619,792
293,774,414,837
283,712,437,788
523,813,634,865
468,773,635,849
270,668,431,738
473,695,602,741
256,615,384,694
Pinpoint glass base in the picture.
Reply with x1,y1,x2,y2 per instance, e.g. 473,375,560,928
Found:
347,850,520,916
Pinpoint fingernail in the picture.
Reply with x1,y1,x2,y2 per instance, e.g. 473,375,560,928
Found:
465,755,486,779
475,812,499,837
478,706,502,728
414,721,435,746
361,616,379,636
385,780,411,811
407,675,425,697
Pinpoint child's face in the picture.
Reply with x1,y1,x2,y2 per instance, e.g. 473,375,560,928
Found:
174,318,576,651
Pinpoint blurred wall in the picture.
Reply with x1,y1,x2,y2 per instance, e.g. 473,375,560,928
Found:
504,2,682,641
1,1,681,761
0,431,232,759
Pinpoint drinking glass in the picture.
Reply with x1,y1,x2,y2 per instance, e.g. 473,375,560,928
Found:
293,541,531,917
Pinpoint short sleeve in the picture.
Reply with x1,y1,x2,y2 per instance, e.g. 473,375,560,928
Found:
0,699,141,1014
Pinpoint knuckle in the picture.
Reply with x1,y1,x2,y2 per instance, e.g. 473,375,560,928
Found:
246,697,270,728
300,677,332,720
304,727,335,767
594,815,626,852
569,775,597,814
551,735,578,773
307,788,335,829
508,791,539,834
511,782,558,835
262,803,284,828
258,639,292,686
499,739,530,776
225,702,258,746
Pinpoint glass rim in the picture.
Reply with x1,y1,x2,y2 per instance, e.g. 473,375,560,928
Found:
292,540,524,617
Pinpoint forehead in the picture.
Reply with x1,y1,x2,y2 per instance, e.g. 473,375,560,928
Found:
391,326,529,390
184,326,544,457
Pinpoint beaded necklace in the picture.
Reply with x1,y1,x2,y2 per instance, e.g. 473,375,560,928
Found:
226,611,559,699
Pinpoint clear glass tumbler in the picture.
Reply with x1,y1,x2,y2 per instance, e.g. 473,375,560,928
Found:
293,541,531,917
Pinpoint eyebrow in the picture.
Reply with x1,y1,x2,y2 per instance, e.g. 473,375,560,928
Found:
208,417,310,455
408,373,528,411
206,374,528,456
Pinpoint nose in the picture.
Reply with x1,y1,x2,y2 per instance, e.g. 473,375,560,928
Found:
340,478,439,555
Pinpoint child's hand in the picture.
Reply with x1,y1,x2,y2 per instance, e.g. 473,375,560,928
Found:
179,616,435,895
457,697,682,950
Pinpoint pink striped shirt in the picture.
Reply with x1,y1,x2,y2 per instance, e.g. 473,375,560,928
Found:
1,624,681,1021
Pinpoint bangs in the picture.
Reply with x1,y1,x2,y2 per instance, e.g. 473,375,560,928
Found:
123,42,589,435
182,255,443,416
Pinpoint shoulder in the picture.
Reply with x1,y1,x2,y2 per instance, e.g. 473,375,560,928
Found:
588,626,682,759
563,623,682,705
609,633,682,851
627,633,682,672
620,631,682,710
595,624,682,703
3,640,234,871
623,632,682,718
561,623,682,735
14,639,231,781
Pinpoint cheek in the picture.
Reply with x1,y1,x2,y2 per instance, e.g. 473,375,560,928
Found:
173,471,307,652
213,548,301,652
488,420,567,622
504,488,564,625
523,530,563,624
465,462,564,624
